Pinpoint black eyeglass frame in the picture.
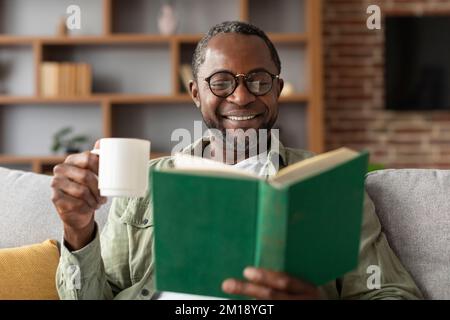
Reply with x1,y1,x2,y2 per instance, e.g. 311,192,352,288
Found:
204,70,280,98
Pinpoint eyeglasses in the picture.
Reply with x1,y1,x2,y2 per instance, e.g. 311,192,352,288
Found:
204,70,280,98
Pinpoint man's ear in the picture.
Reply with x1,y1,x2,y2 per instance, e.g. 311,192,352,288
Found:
189,80,201,108
276,78,284,98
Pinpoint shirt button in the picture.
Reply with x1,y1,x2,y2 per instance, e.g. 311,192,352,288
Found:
141,289,149,296
142,219,148,225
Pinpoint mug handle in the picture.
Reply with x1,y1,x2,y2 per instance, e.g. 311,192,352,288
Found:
90,149,100,156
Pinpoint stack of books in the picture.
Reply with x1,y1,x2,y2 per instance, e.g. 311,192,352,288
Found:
40,62,92,97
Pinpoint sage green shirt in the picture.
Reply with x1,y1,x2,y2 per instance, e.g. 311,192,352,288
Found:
56,138,423,300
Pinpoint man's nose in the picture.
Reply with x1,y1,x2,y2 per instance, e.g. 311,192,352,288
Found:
226,80,256,107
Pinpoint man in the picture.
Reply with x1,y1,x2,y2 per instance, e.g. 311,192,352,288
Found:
52,21,423,300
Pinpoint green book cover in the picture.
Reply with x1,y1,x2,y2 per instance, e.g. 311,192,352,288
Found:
152,148,369,299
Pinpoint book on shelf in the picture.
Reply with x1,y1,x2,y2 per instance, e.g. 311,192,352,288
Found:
40,62,92,97
80,63,92,96
152,147,369,298
40,63,59,97
179,64,193,93
60,63,70,96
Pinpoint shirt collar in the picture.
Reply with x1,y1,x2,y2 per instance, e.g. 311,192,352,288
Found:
181,132,288,172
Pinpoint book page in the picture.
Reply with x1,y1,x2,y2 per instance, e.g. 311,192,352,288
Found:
171,153,260,179
269,148,359,186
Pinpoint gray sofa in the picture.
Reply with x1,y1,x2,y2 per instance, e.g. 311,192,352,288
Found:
0,166,449,299
0,167,111,248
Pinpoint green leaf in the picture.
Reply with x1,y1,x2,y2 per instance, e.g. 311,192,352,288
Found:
54,127,73,139
51,141,61,153
70,135,88,144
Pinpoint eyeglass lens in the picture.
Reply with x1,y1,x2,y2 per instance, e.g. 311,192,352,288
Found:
208,71,274,97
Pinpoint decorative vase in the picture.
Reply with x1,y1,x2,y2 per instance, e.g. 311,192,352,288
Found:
157,3,178,35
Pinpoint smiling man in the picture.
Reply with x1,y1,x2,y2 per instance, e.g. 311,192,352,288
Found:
52,21,423,300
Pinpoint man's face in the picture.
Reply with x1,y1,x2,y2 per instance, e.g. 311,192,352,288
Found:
190,33,283,137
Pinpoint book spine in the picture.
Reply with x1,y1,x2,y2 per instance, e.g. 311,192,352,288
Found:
255,182,288,271
49,63,58,97
40,64,48,96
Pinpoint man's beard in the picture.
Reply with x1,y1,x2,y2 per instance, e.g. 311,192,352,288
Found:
201,111,276,162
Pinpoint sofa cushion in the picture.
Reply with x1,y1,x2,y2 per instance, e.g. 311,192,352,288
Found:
365,169,450,300
0,239,60,299
0,167,111,248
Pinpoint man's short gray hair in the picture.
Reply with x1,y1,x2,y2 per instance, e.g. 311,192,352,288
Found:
192,21,281,80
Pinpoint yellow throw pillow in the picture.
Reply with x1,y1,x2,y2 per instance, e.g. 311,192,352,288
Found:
0,239,60,300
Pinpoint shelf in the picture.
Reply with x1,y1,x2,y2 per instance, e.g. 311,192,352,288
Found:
0,94,308,105
0,155,65,174
0,96,103,104
0,152,170,174
0,94,193,104
0,33,307,46
0,153,170,164
0,35,183,45
0,155,65,164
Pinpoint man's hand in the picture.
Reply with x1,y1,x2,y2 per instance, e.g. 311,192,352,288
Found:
222,267,323,300
51,140,107,251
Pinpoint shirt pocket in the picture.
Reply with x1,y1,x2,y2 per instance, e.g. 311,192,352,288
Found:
120,197,155,284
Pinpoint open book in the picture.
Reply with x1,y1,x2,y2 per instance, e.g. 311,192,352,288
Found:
152,148,369,299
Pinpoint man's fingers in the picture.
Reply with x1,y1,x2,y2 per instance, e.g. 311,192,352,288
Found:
52,176,99,210
93,139,101,150
51,189,93,215
53,163,104,203
243,267,315,294
65,151,99,174
222,279,289,300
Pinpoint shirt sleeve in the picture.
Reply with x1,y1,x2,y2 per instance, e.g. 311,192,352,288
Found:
336,192,424,300
56,197,131,300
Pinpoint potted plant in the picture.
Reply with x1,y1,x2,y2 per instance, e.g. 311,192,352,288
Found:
51,127,88,154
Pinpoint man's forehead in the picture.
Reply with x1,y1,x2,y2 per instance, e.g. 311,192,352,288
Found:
200,33,277,75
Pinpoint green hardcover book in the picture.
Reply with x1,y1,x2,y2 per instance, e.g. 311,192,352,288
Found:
152,148,369,299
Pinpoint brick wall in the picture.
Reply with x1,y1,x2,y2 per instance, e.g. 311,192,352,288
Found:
323,0,450,168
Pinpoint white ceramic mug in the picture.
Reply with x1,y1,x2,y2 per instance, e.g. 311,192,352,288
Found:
91,138,150,198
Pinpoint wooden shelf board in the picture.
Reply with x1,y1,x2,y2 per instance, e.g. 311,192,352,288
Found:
0,94,308,105
268,33,308,43
0,35,170,45
0,153,170,164
0,93,308,105
41,35,173,45
0,36,35,45
108,94,192,104
0,94,192,104
0,155,65,164
0,96,102,104
280,94,309,103
0,33,308,46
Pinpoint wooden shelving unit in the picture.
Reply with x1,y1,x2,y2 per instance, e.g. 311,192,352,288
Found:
0,152,168,174
0,0,323,173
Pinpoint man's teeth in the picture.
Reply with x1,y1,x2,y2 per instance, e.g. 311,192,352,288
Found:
226,115,257,121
